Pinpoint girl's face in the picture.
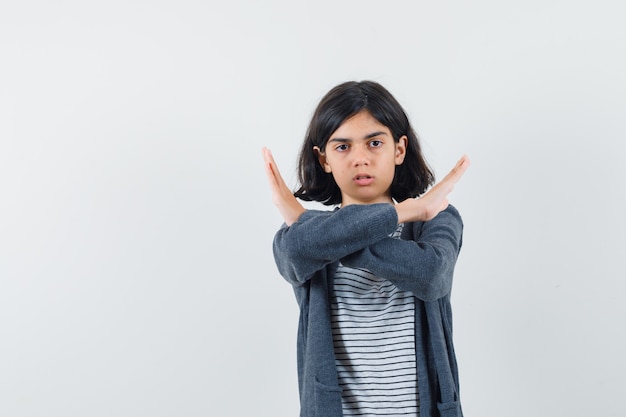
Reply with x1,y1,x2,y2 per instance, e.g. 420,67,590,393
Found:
314,110,407,206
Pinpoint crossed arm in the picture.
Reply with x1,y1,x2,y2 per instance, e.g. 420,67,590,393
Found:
262,146,470,298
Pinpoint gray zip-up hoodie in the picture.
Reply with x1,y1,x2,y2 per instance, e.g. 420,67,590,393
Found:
272,203,464,417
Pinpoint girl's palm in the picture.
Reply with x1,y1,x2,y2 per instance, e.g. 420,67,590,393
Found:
262,147,305,226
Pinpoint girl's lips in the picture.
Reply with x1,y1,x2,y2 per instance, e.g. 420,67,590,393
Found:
354,175,374,186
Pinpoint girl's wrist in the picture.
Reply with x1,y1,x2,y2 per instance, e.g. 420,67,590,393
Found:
395,199,424,223
282,204,305,226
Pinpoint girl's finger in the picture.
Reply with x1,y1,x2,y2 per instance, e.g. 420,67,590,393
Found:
262,148,281,189
262,147,292,195
443,155,470,183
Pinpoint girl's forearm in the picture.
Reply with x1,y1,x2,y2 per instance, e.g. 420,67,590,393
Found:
395,197,448,224
273,203,399,285
342,205,463,300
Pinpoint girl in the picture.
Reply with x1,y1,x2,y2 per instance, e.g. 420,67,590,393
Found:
262,80,469,417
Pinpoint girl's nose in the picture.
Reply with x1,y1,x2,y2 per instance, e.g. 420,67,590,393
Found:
352,145,369,166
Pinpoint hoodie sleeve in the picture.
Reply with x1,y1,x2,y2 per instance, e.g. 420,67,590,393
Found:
339,205,464,301
272,203,399,287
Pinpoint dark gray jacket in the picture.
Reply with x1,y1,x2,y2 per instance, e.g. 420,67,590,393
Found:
273,203,464,417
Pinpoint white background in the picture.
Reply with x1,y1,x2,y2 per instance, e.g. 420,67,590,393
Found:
1,1,625,416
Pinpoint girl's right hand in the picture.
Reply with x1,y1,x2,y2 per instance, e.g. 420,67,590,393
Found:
396,155,470,223
262,147,306,226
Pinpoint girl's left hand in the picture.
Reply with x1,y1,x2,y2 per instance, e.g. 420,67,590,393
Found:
262,147,306,226
395,154,470,223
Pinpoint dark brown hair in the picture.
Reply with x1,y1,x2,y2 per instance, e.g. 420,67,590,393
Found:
294,80,435,205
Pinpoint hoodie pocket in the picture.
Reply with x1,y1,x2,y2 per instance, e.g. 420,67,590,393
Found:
437,399,462,417
314,378,342,416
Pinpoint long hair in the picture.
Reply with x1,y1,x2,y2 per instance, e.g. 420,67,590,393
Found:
294,80,435,205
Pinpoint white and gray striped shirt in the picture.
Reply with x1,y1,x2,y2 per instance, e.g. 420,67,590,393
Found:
331,223,419,416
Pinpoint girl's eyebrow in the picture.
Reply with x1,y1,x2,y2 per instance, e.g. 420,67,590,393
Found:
329,131,389,143
364,131,388,139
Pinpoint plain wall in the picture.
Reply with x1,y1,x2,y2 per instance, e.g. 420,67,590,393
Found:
1,1,624,416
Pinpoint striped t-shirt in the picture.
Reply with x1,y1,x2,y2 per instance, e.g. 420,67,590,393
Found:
331,223,419,416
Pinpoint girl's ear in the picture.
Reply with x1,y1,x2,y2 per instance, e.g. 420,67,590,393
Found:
313,146,332,173
395,136,408,165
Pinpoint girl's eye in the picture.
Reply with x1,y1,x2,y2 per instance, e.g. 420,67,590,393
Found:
336,144,349,152
369,140,383,148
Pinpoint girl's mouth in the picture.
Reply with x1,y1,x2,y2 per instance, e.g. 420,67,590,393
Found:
354,175,374,186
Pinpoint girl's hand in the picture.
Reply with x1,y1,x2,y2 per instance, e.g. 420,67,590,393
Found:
262,147,306,226
396,155,470,223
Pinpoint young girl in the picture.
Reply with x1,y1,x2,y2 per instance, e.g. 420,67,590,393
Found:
262,80,469,417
